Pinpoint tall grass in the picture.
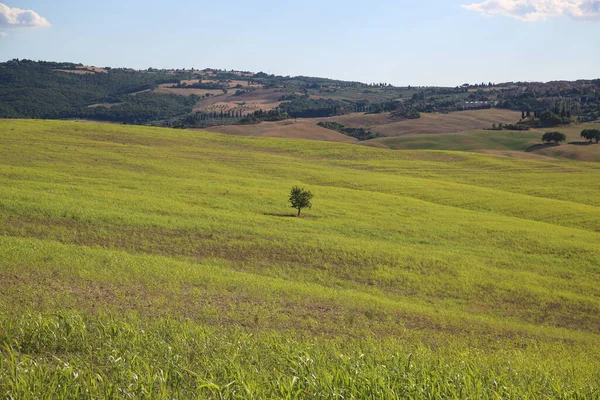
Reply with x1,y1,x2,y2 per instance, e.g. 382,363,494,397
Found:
1,313,598,399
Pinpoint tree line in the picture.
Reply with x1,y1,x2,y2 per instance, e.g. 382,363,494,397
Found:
86,93,197,124
317,122,384,141
541,129,600,145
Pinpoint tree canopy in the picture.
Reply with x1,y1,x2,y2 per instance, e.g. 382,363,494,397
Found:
581,129,600,143
289,186,313,217
542,132,567,144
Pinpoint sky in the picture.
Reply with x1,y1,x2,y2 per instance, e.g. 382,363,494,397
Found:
0,0,599,86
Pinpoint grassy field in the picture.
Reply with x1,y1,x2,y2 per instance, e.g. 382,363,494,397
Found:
375,123,600,162
1,119,600,398
374,129,540,152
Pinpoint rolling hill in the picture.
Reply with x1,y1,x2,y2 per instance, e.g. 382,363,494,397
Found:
207,109,521,141
207,109,600,162
372,122,600,162
3,60,599,131
1,119,599,398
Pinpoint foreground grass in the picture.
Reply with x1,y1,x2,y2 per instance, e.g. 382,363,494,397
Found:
1,119,600,397
1,314,598,399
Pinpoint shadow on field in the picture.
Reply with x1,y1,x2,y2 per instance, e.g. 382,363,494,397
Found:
568,141,597,146
525,143,559,152
264,213,297,218
263,213,319,220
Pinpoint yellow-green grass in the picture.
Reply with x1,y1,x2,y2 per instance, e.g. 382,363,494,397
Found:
373,129,540,151
1,119,599,398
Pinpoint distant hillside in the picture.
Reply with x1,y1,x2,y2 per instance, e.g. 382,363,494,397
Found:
207,109,520,141
373,122,600,162
0,60,184,121
1,59,599,129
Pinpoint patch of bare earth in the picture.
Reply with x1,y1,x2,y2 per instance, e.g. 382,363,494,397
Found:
329,109,522,137
87,103,123,109
193,89,284,114
228,79,262,88
55,69,95,75
55,66,108,74
200,109,521,144
205,120,356,142
154,84,224,97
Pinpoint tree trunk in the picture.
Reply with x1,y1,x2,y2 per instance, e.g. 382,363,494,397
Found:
297,208,301,217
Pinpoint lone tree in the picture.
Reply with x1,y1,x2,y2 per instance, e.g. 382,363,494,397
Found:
542,131,566,145
581,129,600,143
289,186,313,217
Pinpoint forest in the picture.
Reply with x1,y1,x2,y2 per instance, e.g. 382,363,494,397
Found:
0,59,182,120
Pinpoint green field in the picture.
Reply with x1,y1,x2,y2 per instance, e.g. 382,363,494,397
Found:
1,119,600,398
373,124,600,162
373,129,540,151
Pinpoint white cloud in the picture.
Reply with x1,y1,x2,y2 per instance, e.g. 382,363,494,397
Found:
0,3,50,28
0,31,7,37
462,0,600,21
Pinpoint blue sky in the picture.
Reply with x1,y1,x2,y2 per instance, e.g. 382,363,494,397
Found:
0,0,599,86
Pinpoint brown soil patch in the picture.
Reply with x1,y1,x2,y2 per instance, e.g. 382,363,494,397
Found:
55,69,95,75
205,120,356,142
228,79,262,88
87,103,123,109
55,66,108,75
196,109,521,144
85,66,108,73
330,109,521,137
193,89,284,114
154,84,224,97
